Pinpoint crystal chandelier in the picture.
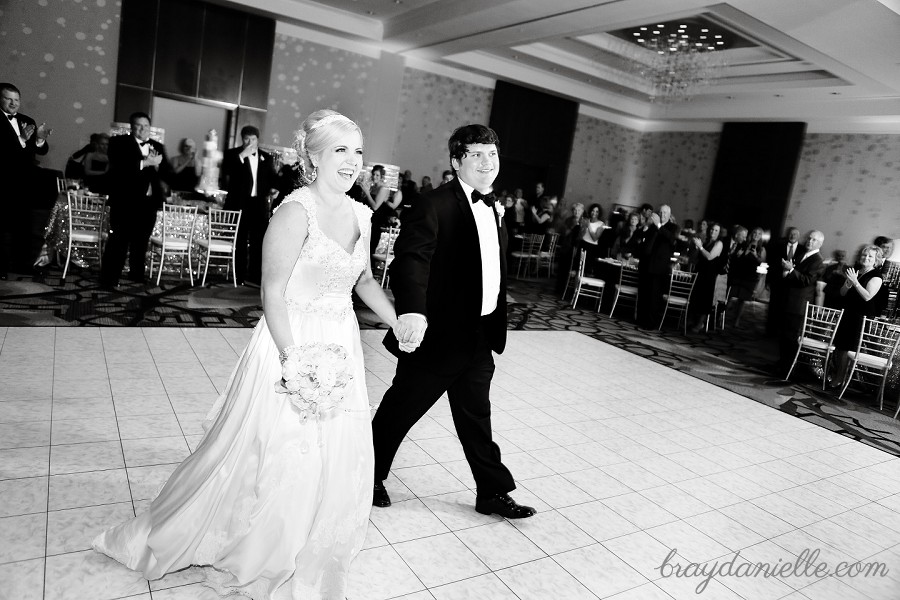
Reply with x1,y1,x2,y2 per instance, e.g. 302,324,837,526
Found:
628,22,727,103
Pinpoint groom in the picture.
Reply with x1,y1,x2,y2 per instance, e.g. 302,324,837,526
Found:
372,124,535,519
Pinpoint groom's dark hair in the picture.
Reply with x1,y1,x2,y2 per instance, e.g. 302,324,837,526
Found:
448,124,500,168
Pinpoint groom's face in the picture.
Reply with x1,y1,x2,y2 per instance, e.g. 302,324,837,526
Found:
452,143,499,193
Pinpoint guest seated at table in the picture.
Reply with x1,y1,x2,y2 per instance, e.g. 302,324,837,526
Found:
168,138,200,193
688,222,724,332
726,226,766,327
831,245,889,389
610,211,640,260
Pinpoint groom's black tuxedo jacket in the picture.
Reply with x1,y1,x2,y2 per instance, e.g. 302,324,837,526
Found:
384,177,508,371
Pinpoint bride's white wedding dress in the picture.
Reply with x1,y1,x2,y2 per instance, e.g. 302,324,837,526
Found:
93,187,374,600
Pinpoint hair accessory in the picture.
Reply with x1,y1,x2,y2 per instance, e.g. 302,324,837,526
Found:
309,113,354,132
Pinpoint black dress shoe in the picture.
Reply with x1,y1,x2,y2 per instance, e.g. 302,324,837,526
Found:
373,481,391,508
475,493,536,519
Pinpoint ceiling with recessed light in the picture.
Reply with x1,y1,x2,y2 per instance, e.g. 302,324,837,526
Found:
222,0,900,129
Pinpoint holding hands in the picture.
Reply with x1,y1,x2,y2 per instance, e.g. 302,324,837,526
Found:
394,313,427,353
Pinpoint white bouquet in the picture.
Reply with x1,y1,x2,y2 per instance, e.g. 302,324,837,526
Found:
276,343,354,421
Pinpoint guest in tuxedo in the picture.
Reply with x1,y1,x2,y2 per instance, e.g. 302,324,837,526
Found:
777,230,826,374
638,205,680,329
99,112,170,287
372,124,535,519
766,226,801,335
221,125,278,285
0,82,51,279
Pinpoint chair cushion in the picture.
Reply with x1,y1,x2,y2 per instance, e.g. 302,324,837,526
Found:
800,337,832,351
617,285,638,295
580,276,605,287
151,237,190,250
71,231,101,242
662,295,688,306
198,239,233,252
848,352,888,369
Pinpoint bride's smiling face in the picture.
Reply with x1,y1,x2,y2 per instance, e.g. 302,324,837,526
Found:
314,130,363,193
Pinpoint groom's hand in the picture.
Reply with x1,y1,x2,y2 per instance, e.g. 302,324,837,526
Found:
394,313,427,352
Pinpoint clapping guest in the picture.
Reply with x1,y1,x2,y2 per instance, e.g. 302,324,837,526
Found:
168,138,200,193
688,222,724,331
369,164,403,253
831,245,889,388
99,112,170,288
555,202,584,293
578,203,604,261
1,82,51,279
727,226,766,326
611,212,641,260
822,249,849,309
82,133,110,193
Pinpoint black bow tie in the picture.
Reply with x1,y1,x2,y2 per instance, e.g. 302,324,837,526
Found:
6,114,14,121
139,140,149,147
471,190,496,207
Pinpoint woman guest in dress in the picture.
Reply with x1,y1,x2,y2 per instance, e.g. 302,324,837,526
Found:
727,226,767,327
579,203,605,263
688,222,724,332
93,110,399,599
369,164,403,254
611,211,641,260
831,245,889,388
168,138,201,193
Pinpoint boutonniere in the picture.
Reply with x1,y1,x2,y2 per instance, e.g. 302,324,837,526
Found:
494,202,504,222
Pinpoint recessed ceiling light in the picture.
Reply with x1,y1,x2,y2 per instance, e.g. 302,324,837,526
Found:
653,30,660,34
640,27,647,31
657,24,665,27
633,32,640,36
701,28,709,32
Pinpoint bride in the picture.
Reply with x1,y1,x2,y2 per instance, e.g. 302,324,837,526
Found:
93,109,399,599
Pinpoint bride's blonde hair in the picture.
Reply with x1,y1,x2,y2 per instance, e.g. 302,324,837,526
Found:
292,109,362,185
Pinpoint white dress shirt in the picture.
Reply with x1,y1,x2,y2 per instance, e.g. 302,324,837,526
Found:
458,179,500,316
245,152,259,197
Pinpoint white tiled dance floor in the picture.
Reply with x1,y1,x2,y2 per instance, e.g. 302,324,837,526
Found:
1,327,900,600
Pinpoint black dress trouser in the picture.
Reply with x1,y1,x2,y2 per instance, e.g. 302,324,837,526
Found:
100,200,158,284
372,326,515,496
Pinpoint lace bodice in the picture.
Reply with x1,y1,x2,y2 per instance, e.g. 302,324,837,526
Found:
275,187,371,320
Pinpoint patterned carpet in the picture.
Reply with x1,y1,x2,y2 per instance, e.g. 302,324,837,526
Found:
2,267,899,455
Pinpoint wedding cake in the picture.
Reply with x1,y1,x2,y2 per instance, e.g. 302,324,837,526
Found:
196,129,223,198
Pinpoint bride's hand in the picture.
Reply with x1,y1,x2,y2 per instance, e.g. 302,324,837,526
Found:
394,313,426,352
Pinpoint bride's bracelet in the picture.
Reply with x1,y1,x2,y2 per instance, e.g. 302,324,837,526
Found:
279,345,302,364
